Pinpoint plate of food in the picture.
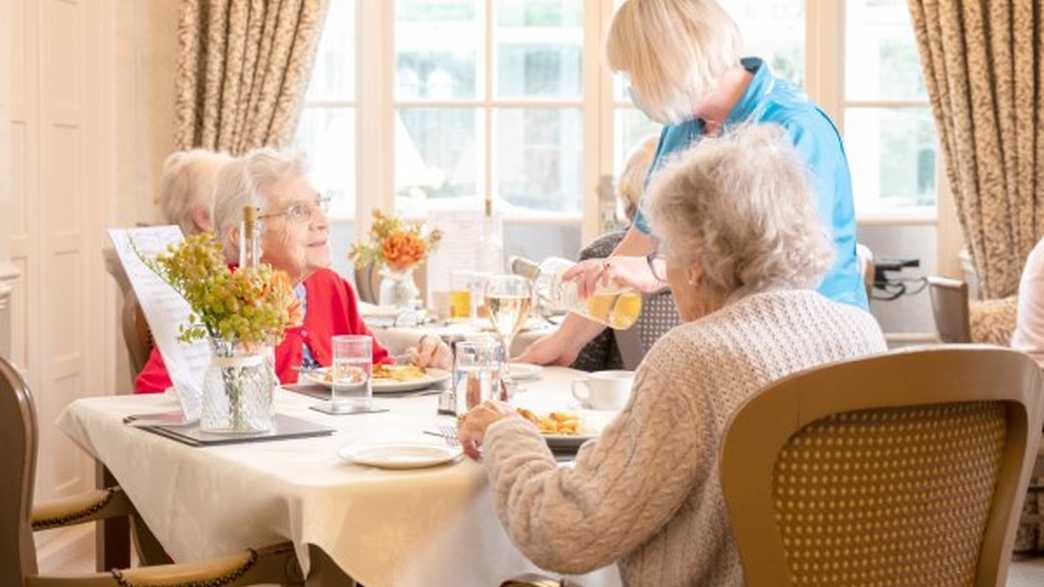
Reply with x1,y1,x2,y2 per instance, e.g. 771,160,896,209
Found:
303,364,451,393
516,408,598,451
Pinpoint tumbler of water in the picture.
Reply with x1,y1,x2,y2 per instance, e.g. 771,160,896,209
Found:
331,335,372,412
452,337,503,415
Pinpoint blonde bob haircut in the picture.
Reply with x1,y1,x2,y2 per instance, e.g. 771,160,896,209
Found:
606,0,743,124
645,124,834,300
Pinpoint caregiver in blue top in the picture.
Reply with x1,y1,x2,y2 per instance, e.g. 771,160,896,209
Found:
518,0,867,367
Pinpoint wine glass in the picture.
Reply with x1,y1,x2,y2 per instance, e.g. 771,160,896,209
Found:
484,274,533,369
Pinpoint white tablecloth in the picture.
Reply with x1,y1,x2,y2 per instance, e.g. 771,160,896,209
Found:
57,368,621,587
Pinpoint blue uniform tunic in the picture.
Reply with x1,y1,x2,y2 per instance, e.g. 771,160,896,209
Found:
633,57,868,310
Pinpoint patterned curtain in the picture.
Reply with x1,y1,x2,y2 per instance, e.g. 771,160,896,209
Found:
907,0,1044,299
174,0,328,154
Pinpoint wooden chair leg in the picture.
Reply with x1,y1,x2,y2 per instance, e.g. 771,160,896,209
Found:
94,464,129,571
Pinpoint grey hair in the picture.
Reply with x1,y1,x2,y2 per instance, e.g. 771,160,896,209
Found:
644,124,834,299
156,149,233,235
212,148,308,263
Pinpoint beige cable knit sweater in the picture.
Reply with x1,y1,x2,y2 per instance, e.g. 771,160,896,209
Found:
484,290,887,586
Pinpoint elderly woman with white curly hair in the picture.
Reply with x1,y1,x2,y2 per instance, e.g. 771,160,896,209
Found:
135,149,451,392
458,125,886,586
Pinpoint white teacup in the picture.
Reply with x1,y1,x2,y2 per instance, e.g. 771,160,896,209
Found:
571,370,634,411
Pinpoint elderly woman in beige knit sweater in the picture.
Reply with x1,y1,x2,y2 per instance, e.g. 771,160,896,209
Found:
458,124,886,586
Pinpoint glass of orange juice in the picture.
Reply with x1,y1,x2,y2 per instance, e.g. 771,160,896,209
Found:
450,270,475,319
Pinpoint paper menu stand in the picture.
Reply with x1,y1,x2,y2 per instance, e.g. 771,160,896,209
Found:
108,226,210,422
425,206,503,307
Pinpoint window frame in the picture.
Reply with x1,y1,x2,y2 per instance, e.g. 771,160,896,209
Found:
318,0,939,240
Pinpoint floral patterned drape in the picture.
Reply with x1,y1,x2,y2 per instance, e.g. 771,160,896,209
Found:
908,0,1044,299
174,0,328,154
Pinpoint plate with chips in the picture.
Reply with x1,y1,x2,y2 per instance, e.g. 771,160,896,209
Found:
303,364,451,393
515,408,598,451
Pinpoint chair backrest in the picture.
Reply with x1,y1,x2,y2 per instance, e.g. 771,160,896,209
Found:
614,291,680,370
856,243,875,300
121,290,154,377
0,357,38,584
720,346,1043,587
928,276,972,343
354,261,429,306
354,264,379,305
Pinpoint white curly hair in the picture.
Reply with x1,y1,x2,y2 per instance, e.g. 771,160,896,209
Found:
644,124,834,299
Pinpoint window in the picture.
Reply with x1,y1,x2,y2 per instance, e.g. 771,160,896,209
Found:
843,0,936,215
298,0,940,262
295,0,356,220
394,0,584,218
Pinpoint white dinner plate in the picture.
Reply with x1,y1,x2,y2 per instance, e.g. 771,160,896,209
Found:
508,363,543,381
338,442,462,469
303,368,451,393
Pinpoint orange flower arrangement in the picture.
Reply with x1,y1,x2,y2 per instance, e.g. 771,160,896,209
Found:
350,210,442,272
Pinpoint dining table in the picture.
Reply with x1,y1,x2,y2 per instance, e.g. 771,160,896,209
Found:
57,367,623,587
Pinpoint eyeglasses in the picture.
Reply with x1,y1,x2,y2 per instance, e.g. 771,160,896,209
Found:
258,196,331,224
646,247,668,284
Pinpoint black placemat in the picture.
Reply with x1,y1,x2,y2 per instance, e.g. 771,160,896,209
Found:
133,414,334,447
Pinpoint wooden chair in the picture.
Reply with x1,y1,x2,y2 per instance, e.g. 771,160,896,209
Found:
121,291,154,377
354,261,429,306
0,356,305,586
720,346,1044,586
927,276,972,343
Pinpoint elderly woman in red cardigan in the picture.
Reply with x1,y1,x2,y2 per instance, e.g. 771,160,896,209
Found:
135,149,451,393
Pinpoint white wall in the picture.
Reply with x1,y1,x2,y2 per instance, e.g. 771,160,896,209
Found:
108,0,178,391
0,0,16,359
4,2,111,557
2,0,176,566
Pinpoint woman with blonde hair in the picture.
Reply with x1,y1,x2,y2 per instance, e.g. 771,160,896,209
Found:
459,125,885,586
519,0,866,367
156,149,233,235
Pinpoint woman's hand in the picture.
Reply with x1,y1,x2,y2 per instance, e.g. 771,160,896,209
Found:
514,331,581,367
457,400,519,460
561,255,663,298
407,335,452,370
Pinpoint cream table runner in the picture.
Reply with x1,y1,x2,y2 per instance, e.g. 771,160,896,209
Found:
57,367,621,587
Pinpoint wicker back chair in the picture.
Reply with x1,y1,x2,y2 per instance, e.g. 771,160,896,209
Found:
720,346,1043,587
0,356,304,586
614,291,679,370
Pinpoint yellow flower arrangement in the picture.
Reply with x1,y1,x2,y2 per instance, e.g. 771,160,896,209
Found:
349,210,442,272
136,233,301,347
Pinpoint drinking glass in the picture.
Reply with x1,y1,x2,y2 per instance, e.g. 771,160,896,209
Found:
449,270,474,319
331,335,372,412
484,274,533,363
452,337,503,414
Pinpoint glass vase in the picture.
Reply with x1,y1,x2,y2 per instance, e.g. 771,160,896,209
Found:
378,265,420,309
200,339,278,434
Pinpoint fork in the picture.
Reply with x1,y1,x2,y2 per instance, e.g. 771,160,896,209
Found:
438,424,460,447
